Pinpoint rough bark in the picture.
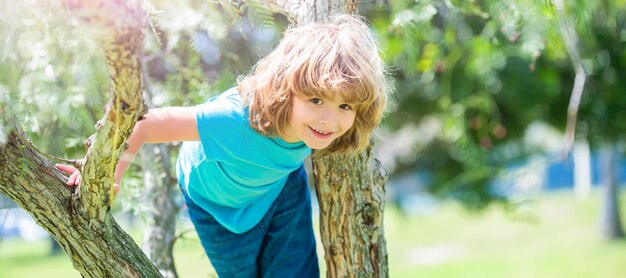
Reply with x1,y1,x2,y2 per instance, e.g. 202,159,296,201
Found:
0,0,164,277
75,0,149,219
278,1,390,277
313,145,389,277
599,145,625,240
0,131,161,277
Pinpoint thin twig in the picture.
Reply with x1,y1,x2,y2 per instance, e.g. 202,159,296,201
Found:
15,129,83,167
4,108,83,168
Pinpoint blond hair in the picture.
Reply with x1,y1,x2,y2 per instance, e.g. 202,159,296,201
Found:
238,14,388,156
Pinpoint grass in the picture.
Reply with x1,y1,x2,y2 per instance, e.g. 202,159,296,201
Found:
2,189,626,277
386,190,626,277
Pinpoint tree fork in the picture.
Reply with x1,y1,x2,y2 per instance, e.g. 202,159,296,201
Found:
0,131,161,277
68,0,149,219
0,0,165,276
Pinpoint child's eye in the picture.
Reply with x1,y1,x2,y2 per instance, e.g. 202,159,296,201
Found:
339,104,352,111
310,98,324,105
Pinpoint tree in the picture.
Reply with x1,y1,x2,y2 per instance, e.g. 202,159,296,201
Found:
598,145,625,239
1,0,390,277
0,0,162,276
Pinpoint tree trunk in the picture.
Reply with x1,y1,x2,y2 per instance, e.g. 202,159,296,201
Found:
278,0,358,24
313,145,389,277
140,144,180,278
139,58,181,278
599,145,625,240
278,1,390,277
0,0,165,276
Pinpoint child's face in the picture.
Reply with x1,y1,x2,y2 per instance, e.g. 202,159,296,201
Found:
282,94,356,149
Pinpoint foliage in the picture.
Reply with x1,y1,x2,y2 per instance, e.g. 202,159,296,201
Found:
2,0,624,210
364,0,626,208
0,0,107,157
0,0,287,214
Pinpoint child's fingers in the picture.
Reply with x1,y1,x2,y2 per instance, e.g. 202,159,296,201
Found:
68,171,81,186
55,164,77,175
113,183,119,195
67,171,77,186
55,163,81,186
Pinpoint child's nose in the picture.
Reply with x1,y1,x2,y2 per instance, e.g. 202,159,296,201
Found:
319,108,338,126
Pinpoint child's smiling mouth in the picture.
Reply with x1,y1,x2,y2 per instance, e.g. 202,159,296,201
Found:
309,126,334,138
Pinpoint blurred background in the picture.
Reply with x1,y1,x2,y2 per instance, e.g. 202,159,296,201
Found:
1,0,625,277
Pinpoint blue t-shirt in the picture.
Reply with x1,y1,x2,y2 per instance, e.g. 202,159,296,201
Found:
176,88,311,233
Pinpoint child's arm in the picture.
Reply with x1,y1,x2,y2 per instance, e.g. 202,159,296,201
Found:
113,107,199,184
57,106,199,189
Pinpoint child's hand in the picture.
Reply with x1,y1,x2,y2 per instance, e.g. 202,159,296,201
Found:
55,164,119,194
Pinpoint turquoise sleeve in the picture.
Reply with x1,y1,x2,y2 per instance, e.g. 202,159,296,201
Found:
195,96,245,161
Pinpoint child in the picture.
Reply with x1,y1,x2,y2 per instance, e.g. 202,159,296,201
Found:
57,14,388,277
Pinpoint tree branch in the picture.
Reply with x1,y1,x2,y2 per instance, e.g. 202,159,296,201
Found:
0,130,161,277
554,0,588,158
64,0,149,219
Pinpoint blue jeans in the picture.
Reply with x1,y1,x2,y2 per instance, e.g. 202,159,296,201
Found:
180,166,319,277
